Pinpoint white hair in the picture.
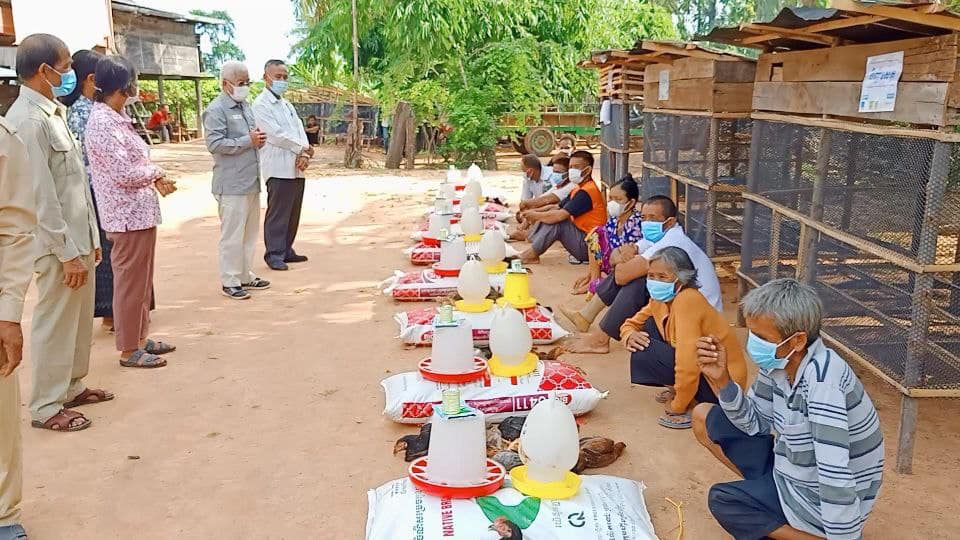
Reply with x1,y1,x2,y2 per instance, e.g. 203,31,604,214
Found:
741,278,822,342
220,60,248,83
649,246,699,289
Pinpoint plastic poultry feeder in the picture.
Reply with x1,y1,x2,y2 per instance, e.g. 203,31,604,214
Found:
454,259,493,313
418,314,486,383
511,396,582,499
433,235,466,277
479,230,508,274
487,305,538,377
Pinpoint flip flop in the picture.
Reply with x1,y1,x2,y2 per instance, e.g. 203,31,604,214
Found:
120,349,167,369
64,388,115,409
658,412,692,430
144,339,176,355
31,409,91,432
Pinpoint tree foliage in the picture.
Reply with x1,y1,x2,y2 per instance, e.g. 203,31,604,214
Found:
191,9,246,74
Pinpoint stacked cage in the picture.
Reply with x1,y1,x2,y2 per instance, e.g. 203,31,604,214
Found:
640,56,756,261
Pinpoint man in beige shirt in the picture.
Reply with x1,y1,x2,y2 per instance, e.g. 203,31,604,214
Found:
0,109,36,540
5,34,112,433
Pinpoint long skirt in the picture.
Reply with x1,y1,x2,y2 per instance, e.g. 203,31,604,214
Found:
91,189,155,318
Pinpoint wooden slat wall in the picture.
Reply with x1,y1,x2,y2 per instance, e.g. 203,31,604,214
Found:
644,57,756,112
752,33,960,126
113,11,201,77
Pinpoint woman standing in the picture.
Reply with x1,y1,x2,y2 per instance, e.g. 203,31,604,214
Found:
619,247,748,429
85,56,177,368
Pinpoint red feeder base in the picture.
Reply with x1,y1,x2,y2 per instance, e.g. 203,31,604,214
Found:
408,457,506,499
418,356,488,383
422,236,441,247
432,263,460,277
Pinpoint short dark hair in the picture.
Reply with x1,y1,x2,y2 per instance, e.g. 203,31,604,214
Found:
644,195,678,219
94,55,137,103
551,156,570,169
521,154,541,170
570,150,594,167
614,174,639,201
264,59,286,70
16,33,67,80
61,49,103,106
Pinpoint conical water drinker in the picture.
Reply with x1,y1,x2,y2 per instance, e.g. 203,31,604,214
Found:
488,305,537,377
511,396,582,499
455,259,493,313
460,207,483,243
408,389,506,498
464,179,483,205
479,230,508,274
419,308,486,383
425,213,452,246
433,235,466,277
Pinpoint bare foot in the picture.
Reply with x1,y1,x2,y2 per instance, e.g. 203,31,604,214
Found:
519,249,540,264
558,305,591,332
561,332,610,354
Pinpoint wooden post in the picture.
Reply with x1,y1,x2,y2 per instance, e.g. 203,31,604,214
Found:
798,128,831,285
897,141,950,474
343,0,362,168
194,78,204,139
738,120,764,326
705,117,720,257
769,211,782,282
641,112,652,195
616,100,630,181
839,134,862,230
157,76,165,106
404,111,416,170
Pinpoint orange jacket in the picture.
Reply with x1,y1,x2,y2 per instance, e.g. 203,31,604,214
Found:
569,178,606,233
620,287,748,413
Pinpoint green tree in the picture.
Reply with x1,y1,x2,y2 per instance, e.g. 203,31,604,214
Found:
191,9,246,74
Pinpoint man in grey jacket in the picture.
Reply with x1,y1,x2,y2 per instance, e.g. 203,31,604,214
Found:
203,60,270,300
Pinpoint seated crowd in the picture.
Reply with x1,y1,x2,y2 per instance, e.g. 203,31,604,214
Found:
514,153,885,540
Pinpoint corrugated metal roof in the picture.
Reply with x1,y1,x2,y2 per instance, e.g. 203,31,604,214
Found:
111,0,225,26
699,2,960,51
582,39,753,69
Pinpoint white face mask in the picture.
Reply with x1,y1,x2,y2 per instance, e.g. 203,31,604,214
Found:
230,84,250,102
569,168,582,183
607,200,622,217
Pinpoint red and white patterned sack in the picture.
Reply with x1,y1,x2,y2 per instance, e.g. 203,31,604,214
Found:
381,360,605,424
404,242,520,266
422,201,512,222
394,305,568,345
381,270,506,302
410,219,507,242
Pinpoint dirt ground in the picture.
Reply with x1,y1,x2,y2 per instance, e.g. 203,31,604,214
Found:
12,141,960,539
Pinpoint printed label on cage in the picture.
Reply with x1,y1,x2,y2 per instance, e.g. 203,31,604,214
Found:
858,51,903,113
658,70,669,101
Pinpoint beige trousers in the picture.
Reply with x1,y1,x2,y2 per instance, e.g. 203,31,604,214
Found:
29,253,94,422
0,370,21,527
216,193,260,288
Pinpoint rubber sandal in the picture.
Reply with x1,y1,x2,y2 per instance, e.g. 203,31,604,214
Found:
63,388,115,409
144,339,176,355
658,412,692,430
120,349,167,368
31,409,91,432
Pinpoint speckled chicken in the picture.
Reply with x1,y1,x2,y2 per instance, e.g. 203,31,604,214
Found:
573,436,626,473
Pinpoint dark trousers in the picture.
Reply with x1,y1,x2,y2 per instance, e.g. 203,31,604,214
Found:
264,177,305,265
596,274,650,339
528,220,588,261
705,406,787,539
630,319,718,404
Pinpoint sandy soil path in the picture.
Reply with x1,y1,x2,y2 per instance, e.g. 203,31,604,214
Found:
13,142,960,539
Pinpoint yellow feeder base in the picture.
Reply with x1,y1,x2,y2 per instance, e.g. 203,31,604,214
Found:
496,296,537,310
485,261,509,274
510,466,581,500
488,352,539,377
477,197,485,205
463,234,483,243
454,298,494,313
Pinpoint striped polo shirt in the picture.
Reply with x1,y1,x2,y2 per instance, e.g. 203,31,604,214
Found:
719,338,885,539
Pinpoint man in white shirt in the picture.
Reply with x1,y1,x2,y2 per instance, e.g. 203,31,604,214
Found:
561,195,722,354
519,154,551,202
252,59,312,271
510,156,574,242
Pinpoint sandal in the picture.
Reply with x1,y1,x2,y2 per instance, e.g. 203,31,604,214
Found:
120,349,167,368
31,409,91,432
144,339,176,355
64,388,115,409
655,388,676,404
658,412,692,430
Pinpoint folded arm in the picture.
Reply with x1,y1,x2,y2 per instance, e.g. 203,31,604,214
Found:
253,101,306,154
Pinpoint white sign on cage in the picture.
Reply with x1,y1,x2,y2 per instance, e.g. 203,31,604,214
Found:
858,51,904,113
658,69,670,101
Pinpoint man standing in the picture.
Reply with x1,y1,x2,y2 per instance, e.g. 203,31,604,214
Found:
203,60,270,300
6,34,110,433
146,103,171,143
0,106,37,540
518,150,606,264
252,59,312,271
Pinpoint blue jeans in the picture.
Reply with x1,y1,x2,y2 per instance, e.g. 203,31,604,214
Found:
0,524,27,540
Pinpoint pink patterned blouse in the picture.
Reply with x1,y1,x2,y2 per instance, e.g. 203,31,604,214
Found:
86,102,164,233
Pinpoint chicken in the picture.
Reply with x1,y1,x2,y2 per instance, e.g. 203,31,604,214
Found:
497,416,526,442
573,436,626,473
489,516,523,539
486,425,504,457
492,450,523,472
393,423,432,462
535,346,564,361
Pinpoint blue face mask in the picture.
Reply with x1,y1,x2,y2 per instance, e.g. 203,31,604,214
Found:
49,67,77,98
549,172,563,186
646,278,678,303
271,79,289,95
746,331,797,372
641,220,666,243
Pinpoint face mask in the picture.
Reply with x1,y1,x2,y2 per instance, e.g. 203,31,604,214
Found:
230,85,250,102
646,278,678,303
47,67,77,98
746,331,798,372
549,172,564,186
642,220,666,243
271,79,289,95
607,200,622,217
569,168,583,183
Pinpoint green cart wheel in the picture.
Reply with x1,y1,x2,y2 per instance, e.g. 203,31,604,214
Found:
524,127,556,157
